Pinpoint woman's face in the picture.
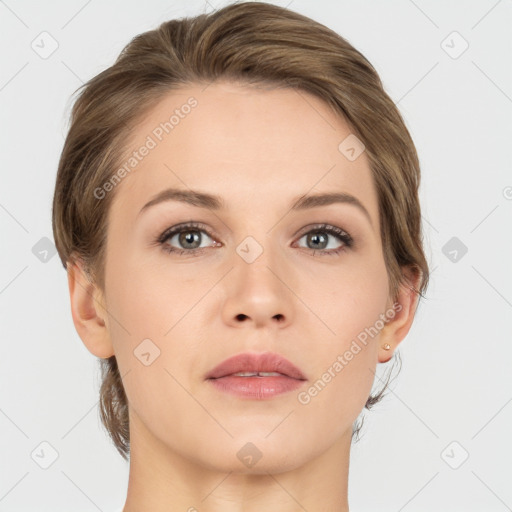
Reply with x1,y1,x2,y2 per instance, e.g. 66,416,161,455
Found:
96,81,395,472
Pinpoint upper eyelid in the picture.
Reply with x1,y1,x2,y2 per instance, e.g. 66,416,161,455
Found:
158,222,212,240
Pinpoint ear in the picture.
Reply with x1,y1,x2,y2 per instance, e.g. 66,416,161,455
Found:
378,267,422,363
67,260,115,359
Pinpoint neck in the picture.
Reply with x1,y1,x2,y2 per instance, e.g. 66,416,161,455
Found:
122,414,351,512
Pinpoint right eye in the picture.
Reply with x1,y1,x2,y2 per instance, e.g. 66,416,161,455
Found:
157,222,221,256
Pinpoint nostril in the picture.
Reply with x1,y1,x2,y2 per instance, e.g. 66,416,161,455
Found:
236,314,248,321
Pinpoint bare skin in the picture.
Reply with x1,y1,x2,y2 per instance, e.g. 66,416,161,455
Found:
68,81,420,512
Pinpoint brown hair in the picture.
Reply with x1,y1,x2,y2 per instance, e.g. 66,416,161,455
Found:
52,1,429,460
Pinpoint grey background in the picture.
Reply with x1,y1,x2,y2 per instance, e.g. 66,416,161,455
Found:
1,0,511,511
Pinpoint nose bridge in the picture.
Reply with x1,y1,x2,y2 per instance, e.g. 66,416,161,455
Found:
234,231,284,294
221,229,295,327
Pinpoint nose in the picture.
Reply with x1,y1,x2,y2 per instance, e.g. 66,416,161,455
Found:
220,247,295,329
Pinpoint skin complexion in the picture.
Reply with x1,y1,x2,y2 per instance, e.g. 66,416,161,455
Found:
68,81,420,512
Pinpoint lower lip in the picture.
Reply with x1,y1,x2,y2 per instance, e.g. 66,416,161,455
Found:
207,375,305,399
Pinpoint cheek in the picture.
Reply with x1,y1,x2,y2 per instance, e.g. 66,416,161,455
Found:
102,259,206,428
296,293,386,439
302,249,390,341
298,253,389,405
105,251,205,340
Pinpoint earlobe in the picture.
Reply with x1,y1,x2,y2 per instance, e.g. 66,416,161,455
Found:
378,269,422,363
67,260,115,359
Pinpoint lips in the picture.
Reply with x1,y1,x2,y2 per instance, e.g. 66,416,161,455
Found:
206,352,306,381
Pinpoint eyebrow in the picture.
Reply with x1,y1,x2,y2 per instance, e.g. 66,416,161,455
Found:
138,187,373,226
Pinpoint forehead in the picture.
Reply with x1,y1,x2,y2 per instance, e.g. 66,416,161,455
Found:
110,80,379,225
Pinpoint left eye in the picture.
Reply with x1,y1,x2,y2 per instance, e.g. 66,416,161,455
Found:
294,225,353,255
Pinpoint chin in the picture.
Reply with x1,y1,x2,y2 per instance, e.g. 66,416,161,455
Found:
186,434,314,475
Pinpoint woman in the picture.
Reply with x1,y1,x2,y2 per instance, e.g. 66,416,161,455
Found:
52,2,429,510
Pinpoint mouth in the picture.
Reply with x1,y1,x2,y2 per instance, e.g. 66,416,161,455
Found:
205,352,307,399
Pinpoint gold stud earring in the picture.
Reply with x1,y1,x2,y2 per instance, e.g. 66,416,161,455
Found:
382,343,391,350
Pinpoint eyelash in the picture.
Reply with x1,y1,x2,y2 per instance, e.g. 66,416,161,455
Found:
156,222,354,257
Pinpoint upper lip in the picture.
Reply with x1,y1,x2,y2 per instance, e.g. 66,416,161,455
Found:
206,352,307,380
